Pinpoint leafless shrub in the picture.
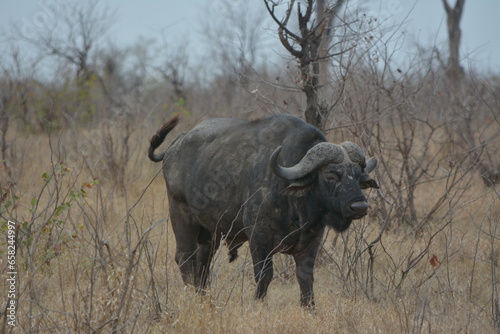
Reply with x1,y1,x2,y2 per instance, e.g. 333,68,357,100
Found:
302,18,500,328
0,126,172,332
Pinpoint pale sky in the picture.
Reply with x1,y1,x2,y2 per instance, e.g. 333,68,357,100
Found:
1,0,499,75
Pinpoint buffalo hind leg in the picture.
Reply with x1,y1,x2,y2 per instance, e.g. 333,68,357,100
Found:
174,243,198,287
195,228,220,293
169,199,199,287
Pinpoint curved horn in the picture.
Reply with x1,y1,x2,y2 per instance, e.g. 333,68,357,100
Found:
270,142,344,180
341,141,366,167
365,157,378,173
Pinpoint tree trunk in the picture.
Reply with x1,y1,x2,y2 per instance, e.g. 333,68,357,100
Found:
301,26,324,129
264,0,346,131
316,0,345,88
442,0,465,82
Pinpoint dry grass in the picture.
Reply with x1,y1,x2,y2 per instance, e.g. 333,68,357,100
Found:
0,112,499,333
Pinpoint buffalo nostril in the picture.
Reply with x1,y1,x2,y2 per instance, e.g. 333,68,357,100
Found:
350,201,368,214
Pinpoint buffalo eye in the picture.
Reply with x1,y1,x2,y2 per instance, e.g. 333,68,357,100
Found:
325,171,341,182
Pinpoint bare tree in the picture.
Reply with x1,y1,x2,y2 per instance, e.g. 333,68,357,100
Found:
441,0,465,82
13,0,115,86
264,0,346,130
157,42,189,103
204,0,266,83
0,45,40,180
316,0,346,86
198,0,269,116
440,0,498,186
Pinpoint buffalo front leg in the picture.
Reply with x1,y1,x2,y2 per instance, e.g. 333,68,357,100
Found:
294,253,316,308
293,232,323,308
251,246,274,300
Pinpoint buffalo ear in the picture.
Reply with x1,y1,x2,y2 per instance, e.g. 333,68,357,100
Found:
281,180,314,197
360,177,379,189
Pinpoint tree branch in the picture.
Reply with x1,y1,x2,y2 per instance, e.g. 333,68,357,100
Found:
263,0,301,42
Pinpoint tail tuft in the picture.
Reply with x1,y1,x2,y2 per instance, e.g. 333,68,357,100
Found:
148,115,180,162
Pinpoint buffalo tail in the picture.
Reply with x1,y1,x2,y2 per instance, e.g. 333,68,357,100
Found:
148,114,180,162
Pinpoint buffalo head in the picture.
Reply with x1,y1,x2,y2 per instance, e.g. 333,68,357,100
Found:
270,141,378,232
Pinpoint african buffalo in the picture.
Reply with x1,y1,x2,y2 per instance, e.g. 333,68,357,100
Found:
148,114,378,307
